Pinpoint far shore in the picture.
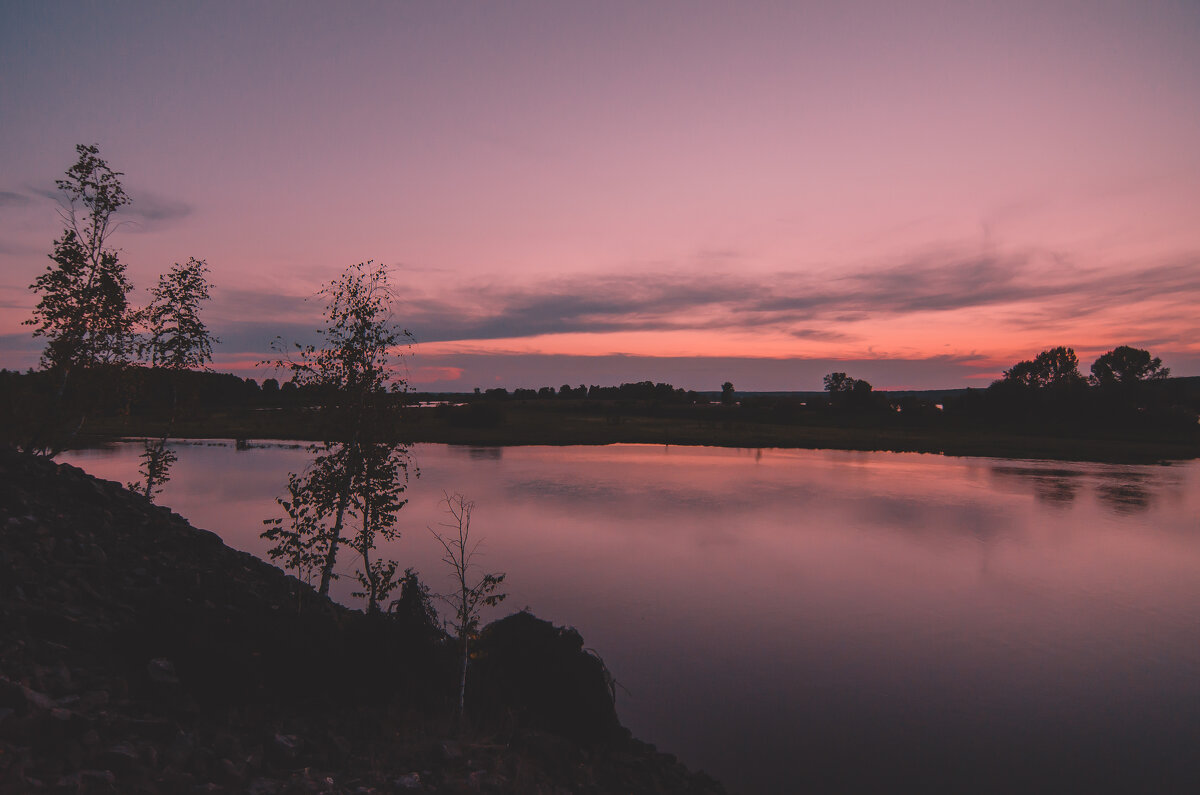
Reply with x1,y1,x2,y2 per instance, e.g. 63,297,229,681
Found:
80,405,1200,465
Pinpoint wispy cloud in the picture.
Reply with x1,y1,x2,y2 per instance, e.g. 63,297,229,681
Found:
0,191,33,208
377,248,1200,343
23,184,193,231
121,190,194,228
197,246,1200,384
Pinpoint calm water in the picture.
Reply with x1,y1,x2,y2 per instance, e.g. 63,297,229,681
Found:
63,442,1200,794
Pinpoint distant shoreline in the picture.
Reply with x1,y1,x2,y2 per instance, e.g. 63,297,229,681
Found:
81,406,1200,464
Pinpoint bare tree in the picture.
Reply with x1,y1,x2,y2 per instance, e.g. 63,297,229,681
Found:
430,493,506,728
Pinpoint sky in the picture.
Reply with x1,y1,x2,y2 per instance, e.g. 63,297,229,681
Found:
1,0,1198,391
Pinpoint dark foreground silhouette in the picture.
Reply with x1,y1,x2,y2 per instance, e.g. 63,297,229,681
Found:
0,446,725,794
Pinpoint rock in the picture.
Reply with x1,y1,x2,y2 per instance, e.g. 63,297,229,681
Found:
165,731,194,766
329,734,352,763
79,769,116,787
22,685,56,712
99,742,140,773
436,740,463,762
393,772,422,790
215,757,244,787
146,658,179,686
247,777,282,795
77,690,109,710
269,733,301,765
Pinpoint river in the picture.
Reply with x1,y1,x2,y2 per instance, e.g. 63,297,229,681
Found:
62,441,1200,794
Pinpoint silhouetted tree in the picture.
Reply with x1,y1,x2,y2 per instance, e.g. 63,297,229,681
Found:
721,381,735,405
129,258,216,500
430,493,506,730
264,261,413,601
388,568,442,641
349,442,411,613
24,145,135,454
27,145,134,374
140,258,217,370
1000,347,1084,389
1090,345,1169,386
261,472,324,610
824,372,874,409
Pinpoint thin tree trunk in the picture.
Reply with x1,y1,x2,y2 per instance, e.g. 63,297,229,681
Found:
363,503,377,614
458,632,468,729
457,565,469,727
318,441,360,596
319,488,350,596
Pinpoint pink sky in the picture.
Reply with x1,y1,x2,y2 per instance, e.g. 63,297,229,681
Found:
2,1,1198,390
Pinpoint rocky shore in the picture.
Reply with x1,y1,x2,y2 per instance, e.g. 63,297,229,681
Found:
0,447,728,794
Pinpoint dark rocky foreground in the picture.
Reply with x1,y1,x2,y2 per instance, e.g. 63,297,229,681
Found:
0,447,728,794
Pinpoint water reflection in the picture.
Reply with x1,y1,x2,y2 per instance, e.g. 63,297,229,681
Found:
1096,480,1153,513
991,465,1085,505
60,443,1200,794
453,445,503,461
988,462,1179,514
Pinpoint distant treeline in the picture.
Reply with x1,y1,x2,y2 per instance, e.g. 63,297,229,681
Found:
4,355,1198,446
3,365,1198,417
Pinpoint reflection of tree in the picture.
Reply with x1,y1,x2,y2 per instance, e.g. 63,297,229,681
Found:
991,466,1082,506
129,258,216,500
1030,474,1082,505
1096,480,1153,514
993,464,1157,514
466,446,503,461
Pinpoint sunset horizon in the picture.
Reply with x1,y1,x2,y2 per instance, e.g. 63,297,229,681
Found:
3,1,1197,391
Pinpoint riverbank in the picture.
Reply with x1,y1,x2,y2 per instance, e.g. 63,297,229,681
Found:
82,404,1200,464
0,447,727,794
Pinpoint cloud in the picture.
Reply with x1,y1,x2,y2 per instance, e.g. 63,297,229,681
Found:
24,184,193,231
0,332,42,353
211,320,322,357
0,191,33,208
0,240,42,256
120,190,193,230
407,365,464,384
789,328,856,342
176,247,1200,388
383,247,1200,344
213,288,314,320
